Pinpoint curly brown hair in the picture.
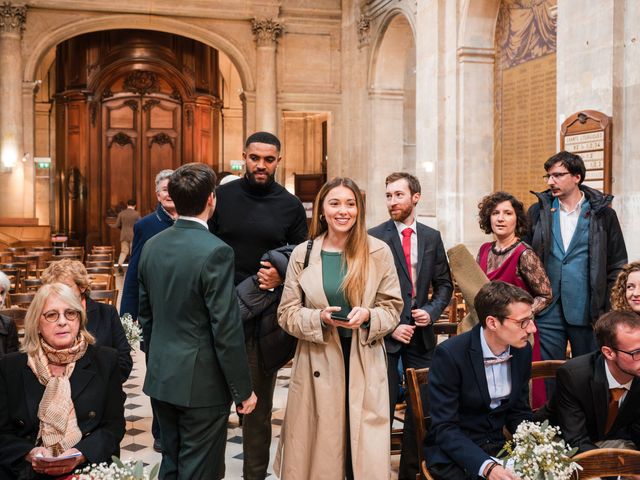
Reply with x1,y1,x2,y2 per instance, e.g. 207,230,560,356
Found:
610,261,640,311
477,191,529,238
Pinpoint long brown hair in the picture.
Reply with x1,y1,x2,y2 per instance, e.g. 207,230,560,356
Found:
309,177,369,306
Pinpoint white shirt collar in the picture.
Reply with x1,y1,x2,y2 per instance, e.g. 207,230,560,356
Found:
480,326,511,359
559,191,585,214
179,216,209,229
394,218,417,235
604,359,633,391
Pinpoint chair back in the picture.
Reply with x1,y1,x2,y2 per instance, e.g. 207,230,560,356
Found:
88,273,114,291
23,278,43,292
406,367,431,473
92,246,115,255
571,448,640,479
89,289,118,305
1,268,22,293
86,253,113,263
0,308,28,331
86,266,114,275
86,260,113,268
9,292,35,308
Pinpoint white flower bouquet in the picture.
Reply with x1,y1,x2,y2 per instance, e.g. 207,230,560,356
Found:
120,313,142,349
72,457,159,479
499,420,581,480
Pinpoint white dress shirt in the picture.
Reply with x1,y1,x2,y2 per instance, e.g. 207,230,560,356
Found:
558,192,585,251
604,360,632,405
480,327,512,409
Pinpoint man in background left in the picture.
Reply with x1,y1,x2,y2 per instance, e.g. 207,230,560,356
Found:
111,198,139,274
138,163,257,479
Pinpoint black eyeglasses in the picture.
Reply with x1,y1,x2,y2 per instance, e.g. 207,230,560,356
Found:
502,315,534,329
42,309,81,323
542,172,571,181
612,347,640,361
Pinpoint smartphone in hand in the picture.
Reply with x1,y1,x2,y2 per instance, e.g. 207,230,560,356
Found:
330,306,350,321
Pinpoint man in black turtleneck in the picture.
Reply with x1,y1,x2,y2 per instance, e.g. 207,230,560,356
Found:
208,131,307,480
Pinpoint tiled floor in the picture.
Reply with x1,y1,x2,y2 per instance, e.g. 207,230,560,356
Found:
114,271,400,479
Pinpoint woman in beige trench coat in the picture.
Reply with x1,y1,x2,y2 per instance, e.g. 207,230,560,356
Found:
275,178,403,480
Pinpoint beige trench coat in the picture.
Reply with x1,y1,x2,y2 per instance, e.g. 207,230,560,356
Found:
274,234,402,479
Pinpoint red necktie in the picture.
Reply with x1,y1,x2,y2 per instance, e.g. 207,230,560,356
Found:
605,387,626,434
401,228,414,297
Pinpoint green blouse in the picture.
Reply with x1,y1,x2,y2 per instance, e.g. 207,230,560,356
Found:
321,250,352,338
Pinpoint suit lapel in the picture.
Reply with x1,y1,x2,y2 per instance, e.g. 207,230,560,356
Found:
563,203,590,258
611,377,640,432
385,220,410,281
469,327,491,407
298,239,330,309
592,356,609,437
70,349,96,401
416,223,427,282
551,201,565,255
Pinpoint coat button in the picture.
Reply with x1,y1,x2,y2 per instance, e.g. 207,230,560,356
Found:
84,432,91,438
17,419,24,427
88,411,96,418
371,340,377,345
313,371,320,378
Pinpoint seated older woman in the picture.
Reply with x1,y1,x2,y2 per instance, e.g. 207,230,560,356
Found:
0,271,19,357
41,259,132,381
0,283,125,478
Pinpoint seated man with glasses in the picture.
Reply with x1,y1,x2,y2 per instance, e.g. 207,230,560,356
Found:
553,310,640,453
425,281,536,480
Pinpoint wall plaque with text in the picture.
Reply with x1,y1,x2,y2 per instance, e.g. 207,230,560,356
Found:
560,110,612,193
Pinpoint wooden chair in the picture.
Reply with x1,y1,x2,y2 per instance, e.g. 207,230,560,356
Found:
420,460,434,480
23,278,43,292
571,448,640,479
54,252,83,261
92,246,115,255
13,254,39,277
86,253,113,262
1,263,28,287
30,246,54,252
1,268,22,293
406,367,433,480
9,292,35,308
89,289,118,305
433,320,458,337
86,260,113,268
89,273,114,291
86,266,114,276
530,360,565,409
0,308,28,332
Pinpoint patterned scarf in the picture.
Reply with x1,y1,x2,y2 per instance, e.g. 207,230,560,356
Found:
27,337,88,456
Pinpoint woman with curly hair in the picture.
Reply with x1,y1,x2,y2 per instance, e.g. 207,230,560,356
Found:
477,191,552,408
610,261,640,313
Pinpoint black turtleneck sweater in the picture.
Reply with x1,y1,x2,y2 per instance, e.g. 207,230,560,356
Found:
208,176,308,285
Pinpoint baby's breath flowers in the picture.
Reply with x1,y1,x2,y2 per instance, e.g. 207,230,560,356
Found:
72,457,159,479
120,313,142,349
499,420,580,480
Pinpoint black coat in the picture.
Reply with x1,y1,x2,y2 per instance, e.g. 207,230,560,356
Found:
526,186,628,324
554,351,640,452
0,314,18,358
0,345,126,479
236,245,296,374
85,297,132,382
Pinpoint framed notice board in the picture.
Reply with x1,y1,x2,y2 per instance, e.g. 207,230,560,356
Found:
560,110,612,193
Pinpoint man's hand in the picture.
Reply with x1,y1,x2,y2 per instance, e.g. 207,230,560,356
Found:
237,392,257,414
484,463,521,480
257,261,282,290
391,324,415,344
412,308,431,327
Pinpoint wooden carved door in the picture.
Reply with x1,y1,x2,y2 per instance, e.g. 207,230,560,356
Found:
102,90,181,250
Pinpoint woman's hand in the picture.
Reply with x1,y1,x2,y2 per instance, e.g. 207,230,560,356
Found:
322,306,370,329
31,447,85,476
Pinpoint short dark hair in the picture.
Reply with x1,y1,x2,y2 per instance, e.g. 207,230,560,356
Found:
474,281,534,328
595,310,640,349
477,191,529,237
168,163,217,217
244,131,281,152
544,151,586,184
385,172,421,196
127,199,136,206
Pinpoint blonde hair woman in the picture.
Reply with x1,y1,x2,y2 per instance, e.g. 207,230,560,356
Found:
41,258,132,381
275,177,403,479
0,283,125,478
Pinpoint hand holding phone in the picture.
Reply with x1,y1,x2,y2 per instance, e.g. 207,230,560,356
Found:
330,306,350,321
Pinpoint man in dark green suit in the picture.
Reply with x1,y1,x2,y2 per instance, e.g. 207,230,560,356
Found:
138,163,256,480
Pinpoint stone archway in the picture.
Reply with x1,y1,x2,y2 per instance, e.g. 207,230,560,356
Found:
368,12,416,224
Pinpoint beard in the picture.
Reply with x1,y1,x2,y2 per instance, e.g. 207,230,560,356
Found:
246,170,275,188
388,203,414,223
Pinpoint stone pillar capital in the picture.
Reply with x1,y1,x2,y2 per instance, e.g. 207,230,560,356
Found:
0,2,27,36
251,18,284,47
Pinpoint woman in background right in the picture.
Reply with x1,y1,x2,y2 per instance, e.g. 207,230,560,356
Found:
610,261,640,314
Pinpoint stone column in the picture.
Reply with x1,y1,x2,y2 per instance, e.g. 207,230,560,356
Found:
0,2,27,218
251,18,283,134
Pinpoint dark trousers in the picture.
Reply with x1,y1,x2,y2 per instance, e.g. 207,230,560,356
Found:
152,398,229,480
242,337,277,480
387,338,432,480
428,441,503,480
340,335,354,480
143,347,160,441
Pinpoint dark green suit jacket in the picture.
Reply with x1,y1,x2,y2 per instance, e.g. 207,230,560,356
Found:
138,218,252,408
